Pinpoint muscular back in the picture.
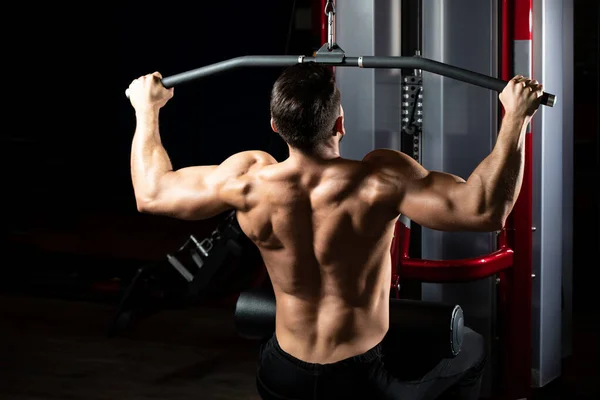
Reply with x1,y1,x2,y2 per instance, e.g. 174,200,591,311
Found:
236,156,400,364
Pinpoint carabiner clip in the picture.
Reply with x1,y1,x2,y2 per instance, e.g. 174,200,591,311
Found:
325,0,335,16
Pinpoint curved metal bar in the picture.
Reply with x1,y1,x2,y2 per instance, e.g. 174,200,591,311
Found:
125,55,556,107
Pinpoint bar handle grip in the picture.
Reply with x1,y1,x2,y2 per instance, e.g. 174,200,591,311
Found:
540,92,556,107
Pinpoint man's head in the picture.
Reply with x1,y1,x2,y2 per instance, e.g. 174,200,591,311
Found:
270,63,343,153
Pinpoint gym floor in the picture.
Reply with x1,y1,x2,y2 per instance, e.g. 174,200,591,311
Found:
0,293,262,400
0,262,598,400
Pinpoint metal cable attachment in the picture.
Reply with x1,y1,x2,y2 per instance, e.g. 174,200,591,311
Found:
325,0,336,50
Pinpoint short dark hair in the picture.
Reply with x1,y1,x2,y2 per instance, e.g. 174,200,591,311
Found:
270,63,341,151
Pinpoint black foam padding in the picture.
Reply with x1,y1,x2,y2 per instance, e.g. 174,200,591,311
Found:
386,298,464,358
234,288,277,340
234,288,464,358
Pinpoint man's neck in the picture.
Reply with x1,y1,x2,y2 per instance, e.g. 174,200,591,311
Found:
288,144,341,163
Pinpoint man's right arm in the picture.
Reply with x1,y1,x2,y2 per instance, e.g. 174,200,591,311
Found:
365,76,543,232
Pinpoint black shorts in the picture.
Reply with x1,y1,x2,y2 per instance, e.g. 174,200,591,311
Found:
256,328,486,400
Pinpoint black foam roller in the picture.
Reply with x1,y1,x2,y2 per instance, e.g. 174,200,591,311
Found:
234,288,276,340
234,288,464,358
386,298,464,358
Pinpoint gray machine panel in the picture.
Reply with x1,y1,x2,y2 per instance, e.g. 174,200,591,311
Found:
335,0,376,160
336,0,403,159
420,0,498,395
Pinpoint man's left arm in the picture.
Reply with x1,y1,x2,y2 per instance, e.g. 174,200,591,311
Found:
128,72,274,220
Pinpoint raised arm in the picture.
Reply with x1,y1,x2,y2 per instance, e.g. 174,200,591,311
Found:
127,72,275,220
365,75,544,232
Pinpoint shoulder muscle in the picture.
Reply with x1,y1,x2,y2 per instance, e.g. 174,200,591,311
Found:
216,150,276,210
362,149,427,181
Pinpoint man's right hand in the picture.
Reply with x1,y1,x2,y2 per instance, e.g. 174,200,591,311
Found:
128,72,174,114
499,75,544,119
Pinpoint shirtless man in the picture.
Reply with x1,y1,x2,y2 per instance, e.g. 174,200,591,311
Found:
127,64,543,400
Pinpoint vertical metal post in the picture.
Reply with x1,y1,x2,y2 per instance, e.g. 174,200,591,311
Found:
531,0,572,389
498,0,534,397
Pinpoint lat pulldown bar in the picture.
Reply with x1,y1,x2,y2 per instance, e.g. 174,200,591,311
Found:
125,53,556,107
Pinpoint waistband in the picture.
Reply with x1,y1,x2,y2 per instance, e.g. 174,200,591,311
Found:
267,334,383,371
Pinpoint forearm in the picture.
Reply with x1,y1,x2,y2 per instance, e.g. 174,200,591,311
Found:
466,113,529,224
130,109,174,204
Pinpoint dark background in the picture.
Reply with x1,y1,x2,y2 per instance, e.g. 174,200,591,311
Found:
571,0,599,312
4,0,316,264
5,1,307,226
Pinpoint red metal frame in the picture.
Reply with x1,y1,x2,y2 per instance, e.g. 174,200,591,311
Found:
313,0,328,47
391,219,515,284
500,1,534,398
497,1,516,397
